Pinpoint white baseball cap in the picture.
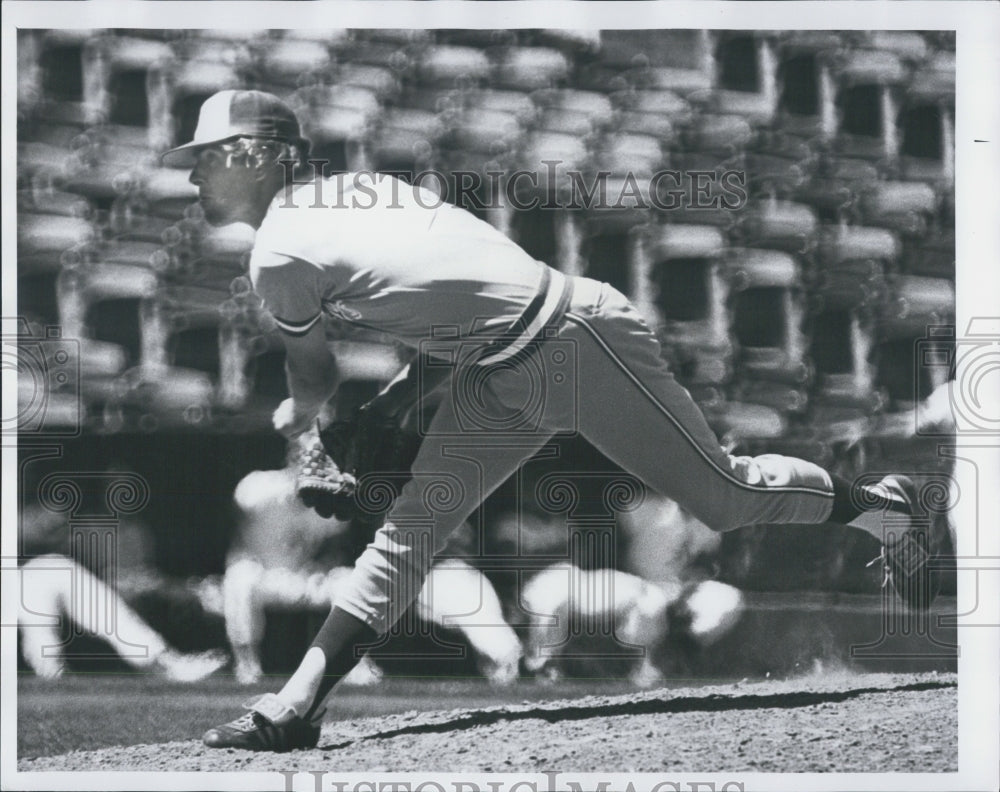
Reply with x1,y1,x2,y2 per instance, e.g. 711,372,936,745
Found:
160,89,305,168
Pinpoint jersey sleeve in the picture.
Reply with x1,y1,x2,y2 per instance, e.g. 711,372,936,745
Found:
249,250,324,337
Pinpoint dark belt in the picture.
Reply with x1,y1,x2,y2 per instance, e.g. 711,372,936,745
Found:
477,267,574,367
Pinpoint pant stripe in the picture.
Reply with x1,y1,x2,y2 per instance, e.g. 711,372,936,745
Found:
564,312,834,500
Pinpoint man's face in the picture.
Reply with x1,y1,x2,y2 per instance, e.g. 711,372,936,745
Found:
188,143,262,226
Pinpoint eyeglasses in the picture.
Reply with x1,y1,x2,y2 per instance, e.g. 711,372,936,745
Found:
194,143,243,170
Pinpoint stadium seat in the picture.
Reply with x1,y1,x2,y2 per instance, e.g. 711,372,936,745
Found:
77,337,130,382
641,225,732,366
794,154,880,221
901,228,954,278
907,51,955,103
215,320,256,410
370,108,446,175
301,84,383,118
743,148,815,201
62,154,150,208
55,249,160,342
882,275,955,338
812,224,897,308
398,86,465,119
897,87,954,189
661,148,747,229
534,29,603,56
501,131,590,270
856,32,928,62
579,218,643,295
17,30,44,111
711,34,779,126
357,28,431,48
621,88,691,119
807,305,882,411
278,28,352,48
638,65,714,96
255,39,334,89
465,89,539,126
725,248,810,384
593,132,665,177
607,30,715,97
701,400,788,442
574,62,632,96
832,51,908,162
612,88,690,138
18,187,94,221
28,30,103,125
171,33,254,68
858,181,937,236
448,109,525,158
114,362,217,428
776,50,837,141
682,113,753,155
495,47,571,91
18,212,97,275
817,223,899,265
437,109,525,218
726,247,801,290
418,45,492,89
133,165,199,220
737,199,818,253
106,169,195,249
83,35,173,146
613,110,674,141
515,131,589,197
873,282,954,415
731,379,809,415
538,89,615,131
139,284,229,399
335,63,401,100
304,102,379,174
18,112,93,185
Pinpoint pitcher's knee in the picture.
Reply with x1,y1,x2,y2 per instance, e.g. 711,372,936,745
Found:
21,553,73,572
223,558,264,596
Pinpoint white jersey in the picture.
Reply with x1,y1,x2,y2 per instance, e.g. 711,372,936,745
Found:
250,173,563,357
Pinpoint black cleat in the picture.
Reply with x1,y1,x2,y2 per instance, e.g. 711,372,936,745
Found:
869,475,941,612
202,694,320,752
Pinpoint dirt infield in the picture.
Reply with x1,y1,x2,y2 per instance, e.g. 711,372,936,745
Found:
19,672,955,773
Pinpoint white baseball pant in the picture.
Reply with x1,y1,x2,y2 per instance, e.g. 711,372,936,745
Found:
335,277,834,634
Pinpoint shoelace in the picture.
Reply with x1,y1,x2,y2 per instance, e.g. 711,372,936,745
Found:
866,549,891,588
867,532,930,589
232,711,260,732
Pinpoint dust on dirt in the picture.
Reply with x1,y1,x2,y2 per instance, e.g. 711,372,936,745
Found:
19,672,956,773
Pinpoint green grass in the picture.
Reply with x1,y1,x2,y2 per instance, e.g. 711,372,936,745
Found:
17,673,642,759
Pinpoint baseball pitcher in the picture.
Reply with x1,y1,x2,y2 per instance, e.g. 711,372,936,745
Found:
160,91,936,752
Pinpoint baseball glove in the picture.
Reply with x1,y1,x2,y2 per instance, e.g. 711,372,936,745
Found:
319,405,423,521
291,424,357,520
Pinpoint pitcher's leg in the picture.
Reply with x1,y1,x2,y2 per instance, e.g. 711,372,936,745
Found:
566,309,834,531
278,387,552,717
18,555,71,677
333,398,553,634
